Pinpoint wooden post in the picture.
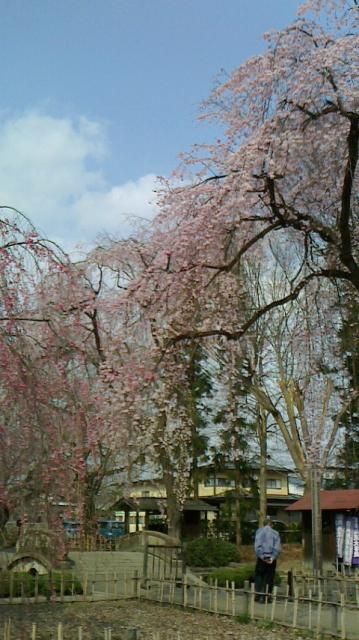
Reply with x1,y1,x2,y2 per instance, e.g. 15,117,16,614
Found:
264,584,269,618
160,577,164,603
308,588,313,630
78,626,83,640
330,602,338,636
31,623,37,640
231,581,236,617
57,622,63,640
183,574,188,608
270,585,278,622
284,584,290,621
192,583,197,608
292,588,299,628
249,582,255,620
225,579,229,614
316,591,323,637
340,593,346,640
243,581,249,618
214,579,218,614
4,619,11,640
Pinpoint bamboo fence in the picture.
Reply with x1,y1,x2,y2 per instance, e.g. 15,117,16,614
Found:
1,571,359,639
2,620,221,640
0,570,139,604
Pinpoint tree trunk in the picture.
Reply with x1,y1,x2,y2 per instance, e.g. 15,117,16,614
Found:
257,407,267,527
235,467,242,548
82,474,98,535
310,464,322,576
192,455,199,499
166,499,182,540
163,470,182,540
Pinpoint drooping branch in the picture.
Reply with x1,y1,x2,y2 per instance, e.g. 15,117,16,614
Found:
168,268,352,345
339,117,359,286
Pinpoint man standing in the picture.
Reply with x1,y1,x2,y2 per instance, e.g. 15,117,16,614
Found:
254,516,281,602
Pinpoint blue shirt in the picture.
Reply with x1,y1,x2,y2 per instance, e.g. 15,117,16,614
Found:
254,525,281,560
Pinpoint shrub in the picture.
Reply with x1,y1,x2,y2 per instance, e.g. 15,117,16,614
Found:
0,572,34,597
284,523,302,544
40,572,83,596
205,564,281,588
0,571,83,598
184,537,240,567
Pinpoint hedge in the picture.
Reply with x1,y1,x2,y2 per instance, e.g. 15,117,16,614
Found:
0,571,83,598
184,537,240,567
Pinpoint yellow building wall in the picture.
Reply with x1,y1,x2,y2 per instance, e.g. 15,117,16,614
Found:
196,470,288,498
130,484,166,499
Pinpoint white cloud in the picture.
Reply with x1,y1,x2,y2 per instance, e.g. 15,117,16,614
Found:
73,174,159,235
0,111,159,251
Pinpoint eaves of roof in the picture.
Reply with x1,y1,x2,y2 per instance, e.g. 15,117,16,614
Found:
287,490,359,511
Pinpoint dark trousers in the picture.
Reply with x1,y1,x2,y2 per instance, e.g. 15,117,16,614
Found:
254,557,276,599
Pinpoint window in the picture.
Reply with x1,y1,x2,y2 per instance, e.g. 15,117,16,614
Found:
204,477,235,488
129,514,145,524
267,479,282,489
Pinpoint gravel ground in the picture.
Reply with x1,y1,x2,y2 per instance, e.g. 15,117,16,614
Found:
0,599,305,640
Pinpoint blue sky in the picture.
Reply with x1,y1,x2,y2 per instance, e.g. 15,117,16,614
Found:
0,0,302,251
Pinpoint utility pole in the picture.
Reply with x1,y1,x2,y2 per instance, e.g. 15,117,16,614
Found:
310,463,322,576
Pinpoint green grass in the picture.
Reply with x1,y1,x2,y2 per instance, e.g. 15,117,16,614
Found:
204,564,281,588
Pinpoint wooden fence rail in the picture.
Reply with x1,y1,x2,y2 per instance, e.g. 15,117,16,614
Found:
0,571,139,604
143,544,183,583
288,570,359,604
141,575,359,639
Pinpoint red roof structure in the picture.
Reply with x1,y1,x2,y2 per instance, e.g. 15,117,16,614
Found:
287,489,359,511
